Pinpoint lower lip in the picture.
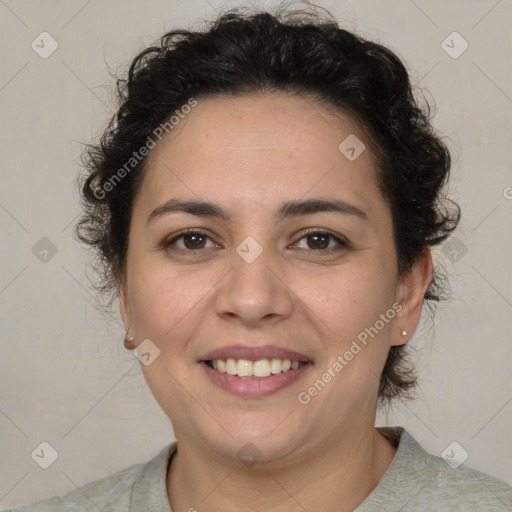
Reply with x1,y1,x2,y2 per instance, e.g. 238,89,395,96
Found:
200,362,312,398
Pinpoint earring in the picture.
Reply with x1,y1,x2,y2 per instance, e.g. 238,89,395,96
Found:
124,331,135,349
401,330,408,337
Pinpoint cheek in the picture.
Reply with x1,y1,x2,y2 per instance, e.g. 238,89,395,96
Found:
297,267,396,401
296,261,395,340
126,261,218,341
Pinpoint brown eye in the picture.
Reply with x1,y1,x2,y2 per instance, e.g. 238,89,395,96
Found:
307,233,329,249
293,231,348,252
182,233,207,249
164,230,217,251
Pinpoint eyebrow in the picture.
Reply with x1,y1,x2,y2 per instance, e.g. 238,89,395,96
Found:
147,197,369,224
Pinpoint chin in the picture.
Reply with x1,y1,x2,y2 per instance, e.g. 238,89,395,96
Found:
213,432,302,467
187,410,307,466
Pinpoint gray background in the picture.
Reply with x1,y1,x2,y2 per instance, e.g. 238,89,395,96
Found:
1,0,511,507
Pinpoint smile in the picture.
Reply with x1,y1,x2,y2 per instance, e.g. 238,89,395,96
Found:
206,358,305,378
199,344,313,397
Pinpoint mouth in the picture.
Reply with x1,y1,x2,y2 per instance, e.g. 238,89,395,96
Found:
203,358,309,378
198,345,313,397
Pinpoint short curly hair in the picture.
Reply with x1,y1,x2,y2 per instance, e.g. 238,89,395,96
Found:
76,3,461,403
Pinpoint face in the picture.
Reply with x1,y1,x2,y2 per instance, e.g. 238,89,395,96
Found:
119,93,429,465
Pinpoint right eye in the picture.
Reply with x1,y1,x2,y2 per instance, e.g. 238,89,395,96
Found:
162,229,220,252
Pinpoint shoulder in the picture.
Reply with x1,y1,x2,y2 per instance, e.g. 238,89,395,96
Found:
6,443,176,512
420,443,512,510
357,427,512,512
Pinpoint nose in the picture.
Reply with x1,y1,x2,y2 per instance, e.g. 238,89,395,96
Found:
214,241,294,328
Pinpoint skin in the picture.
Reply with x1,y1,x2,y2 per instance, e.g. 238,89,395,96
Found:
119,92,433,511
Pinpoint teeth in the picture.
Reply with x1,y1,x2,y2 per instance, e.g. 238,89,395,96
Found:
226,358,237,375
209,358,303,377
253,359,270,377
237,359,252,377
270,358,282,374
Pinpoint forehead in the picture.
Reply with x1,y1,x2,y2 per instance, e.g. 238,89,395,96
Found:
136,93,387,226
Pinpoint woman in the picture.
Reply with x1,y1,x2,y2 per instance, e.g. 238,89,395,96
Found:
10,4,512,511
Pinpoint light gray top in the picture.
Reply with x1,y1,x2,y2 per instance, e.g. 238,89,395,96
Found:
7,427,512,511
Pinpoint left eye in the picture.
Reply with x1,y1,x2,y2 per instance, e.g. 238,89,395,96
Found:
292,231,348,251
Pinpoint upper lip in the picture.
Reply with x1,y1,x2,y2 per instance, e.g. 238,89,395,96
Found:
199,345,312,362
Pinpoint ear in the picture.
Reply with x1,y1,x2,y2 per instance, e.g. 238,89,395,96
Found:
392,248,433,347
118,278,131,330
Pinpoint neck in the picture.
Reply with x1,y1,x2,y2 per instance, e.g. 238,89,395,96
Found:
166,427,397,512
